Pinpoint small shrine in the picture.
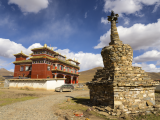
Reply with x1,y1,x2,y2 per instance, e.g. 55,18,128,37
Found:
87,10,160,116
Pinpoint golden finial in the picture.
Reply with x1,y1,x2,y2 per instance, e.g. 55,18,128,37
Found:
44,43,47,47
74,58,75,61
51,47,53,50
21,51,22,53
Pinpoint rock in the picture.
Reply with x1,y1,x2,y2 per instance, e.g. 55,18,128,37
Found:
118,105,124,110
112,112,116,116
116,110,122,116
105,106,112,111
99,111,109,116
146,100,153,106
86,108,91,112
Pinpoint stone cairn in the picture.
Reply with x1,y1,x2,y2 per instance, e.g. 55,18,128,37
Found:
86,10,160,117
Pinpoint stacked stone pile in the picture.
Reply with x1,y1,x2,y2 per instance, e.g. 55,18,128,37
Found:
86,10,160,117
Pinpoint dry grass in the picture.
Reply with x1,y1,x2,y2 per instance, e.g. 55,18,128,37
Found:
57,96,109,120
0,90,38,107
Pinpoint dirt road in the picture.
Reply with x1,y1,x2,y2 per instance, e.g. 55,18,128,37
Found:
0,90,89,120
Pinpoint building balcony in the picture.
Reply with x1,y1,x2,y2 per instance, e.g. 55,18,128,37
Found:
51,69,80,75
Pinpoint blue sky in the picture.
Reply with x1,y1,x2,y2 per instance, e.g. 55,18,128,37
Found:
0,0,160,72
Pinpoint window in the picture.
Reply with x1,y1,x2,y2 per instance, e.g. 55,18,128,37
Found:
61,65,63,70
47,66,50,71
57,64,60,70
29,66,32,71
25,66,29,71
53,64,55,69
20,66,24,71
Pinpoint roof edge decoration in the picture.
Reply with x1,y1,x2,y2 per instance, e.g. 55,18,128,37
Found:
13,51,29,57
12,60,32,64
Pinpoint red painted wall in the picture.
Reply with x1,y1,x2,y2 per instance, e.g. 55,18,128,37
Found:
16,56,27,61
31,64,53,78
14,65,31,77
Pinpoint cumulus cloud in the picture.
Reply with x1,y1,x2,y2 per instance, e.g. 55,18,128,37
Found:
55,49,103,71
133,50,160,63
0,39,45,58
94,19,160,50
85,12,87,18
132,62,160,72
103,0,159,15
8,0,49,14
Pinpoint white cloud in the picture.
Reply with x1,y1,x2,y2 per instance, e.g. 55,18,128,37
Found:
132,62,160,72
156,61,160,66
55,49,103,71
8,0,49,14
103,0,159,15
152,1,160,13
133,50,160,63
0,39,47,58
101,17,108,24
123,17,130,25
85,12,87,18
94,19,160,50
9,69,14,72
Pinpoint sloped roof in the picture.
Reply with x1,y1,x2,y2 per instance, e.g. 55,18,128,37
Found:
13,52,29,57
13,60,32,64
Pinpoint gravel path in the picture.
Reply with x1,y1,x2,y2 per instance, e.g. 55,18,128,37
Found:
0,91,89,120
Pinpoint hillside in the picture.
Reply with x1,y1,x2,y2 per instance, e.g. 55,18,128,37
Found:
0,68,14,76
79,67,160,83
79,67,103,83
0,68,14,81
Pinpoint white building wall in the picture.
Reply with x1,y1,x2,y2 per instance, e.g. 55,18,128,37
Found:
9,81,47,90
9,79,65,91
46,80,65,90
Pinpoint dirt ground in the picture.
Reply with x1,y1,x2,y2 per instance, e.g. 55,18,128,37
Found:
1,87,160,120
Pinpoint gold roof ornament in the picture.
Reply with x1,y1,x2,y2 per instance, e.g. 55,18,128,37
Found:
44,43,47,47
21,51,22,53
51,47,53,50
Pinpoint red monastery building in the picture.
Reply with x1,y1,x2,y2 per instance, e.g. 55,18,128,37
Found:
12,44,80,84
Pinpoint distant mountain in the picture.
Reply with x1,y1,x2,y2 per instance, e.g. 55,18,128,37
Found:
79,67,160,83
0,68,14,76
79,67,103,83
